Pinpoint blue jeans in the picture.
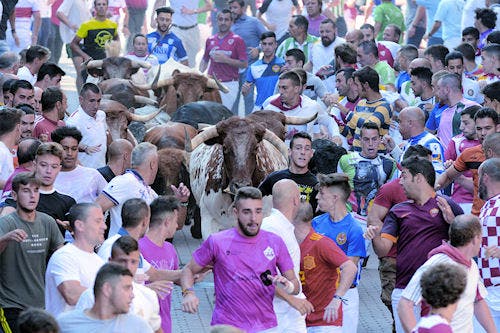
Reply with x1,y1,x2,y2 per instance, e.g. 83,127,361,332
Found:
232,70,255,115
38,17,51,48
0,40,9,56
48,23,64,64
406,26,425,48
126,8,146,52
427,36,444,46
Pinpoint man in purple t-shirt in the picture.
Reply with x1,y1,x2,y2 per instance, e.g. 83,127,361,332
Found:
200,9,248,111
181,187,299,333
365,156,463,333
139,196,181,333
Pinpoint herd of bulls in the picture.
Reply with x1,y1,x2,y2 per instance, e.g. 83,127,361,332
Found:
89,57,344,239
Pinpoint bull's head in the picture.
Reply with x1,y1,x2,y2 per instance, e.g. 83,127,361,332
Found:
248,110,319,140
191,117,288,194
86,57,151,80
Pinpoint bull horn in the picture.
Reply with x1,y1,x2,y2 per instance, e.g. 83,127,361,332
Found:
197,123,211,129
284,112,318,125
126,107,162,122
102,94,112,99
134,95,158,106
184,128,192,152
86,59,104,69
153,77,175,89
206,74,229,93
191,126,218,151
263,129,288,158
130,60,151,69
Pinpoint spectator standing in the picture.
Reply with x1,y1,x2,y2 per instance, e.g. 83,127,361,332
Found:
17,46,50,85
0,107,22,190
97,139,133,182
425,0,465,49
276,15,319,63
257,0,299,42
7,0,40,54
304,0,327,37
124,0,147,51
33,87,67,142
373,0,405,42
356,41,396,91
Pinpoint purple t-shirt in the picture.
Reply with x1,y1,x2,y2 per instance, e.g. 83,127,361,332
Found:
381,195,463,288
307,14,327,37
193,228,294,333
138,236,179,333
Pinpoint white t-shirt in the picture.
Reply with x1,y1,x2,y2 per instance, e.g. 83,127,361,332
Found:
17,66,36,84
97,234,152,274
57,0,91,44
54,165,107,203
261,0,296,40
462,76,483,104
45,243,105,316
402,252,486,333
101,171,158,237
0,141,14,185
309,37,345,92
76,282,161,331
66,107,107,169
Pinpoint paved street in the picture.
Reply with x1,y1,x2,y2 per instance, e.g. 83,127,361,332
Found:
58,50,393,333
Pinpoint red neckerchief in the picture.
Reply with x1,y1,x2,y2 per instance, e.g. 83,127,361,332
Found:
269,95,302,111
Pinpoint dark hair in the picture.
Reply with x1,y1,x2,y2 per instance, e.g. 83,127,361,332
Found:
3,78,16,94
10,79,33,95
420,263,466,309
424,45,450,67
475,107,499,125
385,24,401,39
361,121,380,135
260,31,276,41
16,103,35,115
444,51,464,66
449,214,482,247
41,87,64,112
79,82,100,97
318,173,351,201
410,67,433,86
401,156,435,187
67,202,101,231
480,157,500,182
358,40,379,57
335,43,357,64
37,142,64,160
487,31,500,44
0,107,23,136
399,44,418,61
475,8,497,29
462,26,480,40
292,68,307,87
285,48,306,66
402,144,432,160
360,23,374,33
149,195,181,227
121,198,150,229
12,172,41,193
290,131,312,149
132,34,147,44
482,43,500,58
93,263,133,298
217,8,233,19
292,15,309,31
25,45,50,64
228,0,245,7
320,18,336,28
234,187,262,208
482,81,500,102
111,235,139,257
17,308,60,333
353,66,380,92
36,63,65,82
336,67,356,80
51,126,83,144
460,105,481,119
279,70,302,86
17,138,41,165
455,43,476,62
438,73,462,92
0,52,19,70
155,6,174,15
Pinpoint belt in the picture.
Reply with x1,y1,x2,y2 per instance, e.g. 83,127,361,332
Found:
172,23,198,30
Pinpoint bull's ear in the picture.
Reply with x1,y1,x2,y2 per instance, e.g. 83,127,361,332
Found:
253,123,266,141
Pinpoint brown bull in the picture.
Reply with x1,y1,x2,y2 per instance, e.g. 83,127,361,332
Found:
99,78,156,109
86,56,150,80
143,122,198,149
248,110,318,141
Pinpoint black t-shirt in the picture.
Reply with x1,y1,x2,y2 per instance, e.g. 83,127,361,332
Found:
98,165,116,183
259,169,319,212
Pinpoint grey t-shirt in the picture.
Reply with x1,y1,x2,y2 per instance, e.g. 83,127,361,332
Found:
57,309,154,333
0,211,64,309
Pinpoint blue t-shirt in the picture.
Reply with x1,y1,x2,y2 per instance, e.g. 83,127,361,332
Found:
425,103,448,132
246,56,285,107
146,31,188,64
312,213,366,285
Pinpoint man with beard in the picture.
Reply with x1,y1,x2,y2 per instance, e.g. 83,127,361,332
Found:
305,19,345,92
9,80,35,108
0,172,64,333
181,187,299,333
52,126,107,203
200,9,247,111
45,203,106,317
326,67,359,124
242,31,285,111
365,157,463,333
146,7,187,66
436,107,500,216
477,157,500,330
33,87,67,142
16,104,35,140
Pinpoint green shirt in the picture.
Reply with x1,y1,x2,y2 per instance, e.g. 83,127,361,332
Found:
276,34,319,63
373,2,406,41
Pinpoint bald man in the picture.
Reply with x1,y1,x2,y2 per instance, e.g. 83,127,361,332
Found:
345,29,364,49
261,179,313,332
386,107,445,175
97,139,134,182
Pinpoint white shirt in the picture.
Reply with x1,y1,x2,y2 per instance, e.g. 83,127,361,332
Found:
66,107,107,169
54,165,107,203
45,243,104,316
101,171,158,237
309,37,345,92
97,234,151,274
17,66,36,84
0,141,14,184
57,0,91,44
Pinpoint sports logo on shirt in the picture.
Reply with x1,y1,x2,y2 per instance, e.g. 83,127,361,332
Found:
303,255,316,270
94,30,114,47
263,246,275,260
336,232,347,245
228,39,234,45
429,208,439,217
467,89,474,97
272,65,281,73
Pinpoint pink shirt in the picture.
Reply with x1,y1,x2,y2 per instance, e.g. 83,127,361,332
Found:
202,31,247,82
138,236,178,333
193,228,294,333
437,98,479,148
33,117,65,142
